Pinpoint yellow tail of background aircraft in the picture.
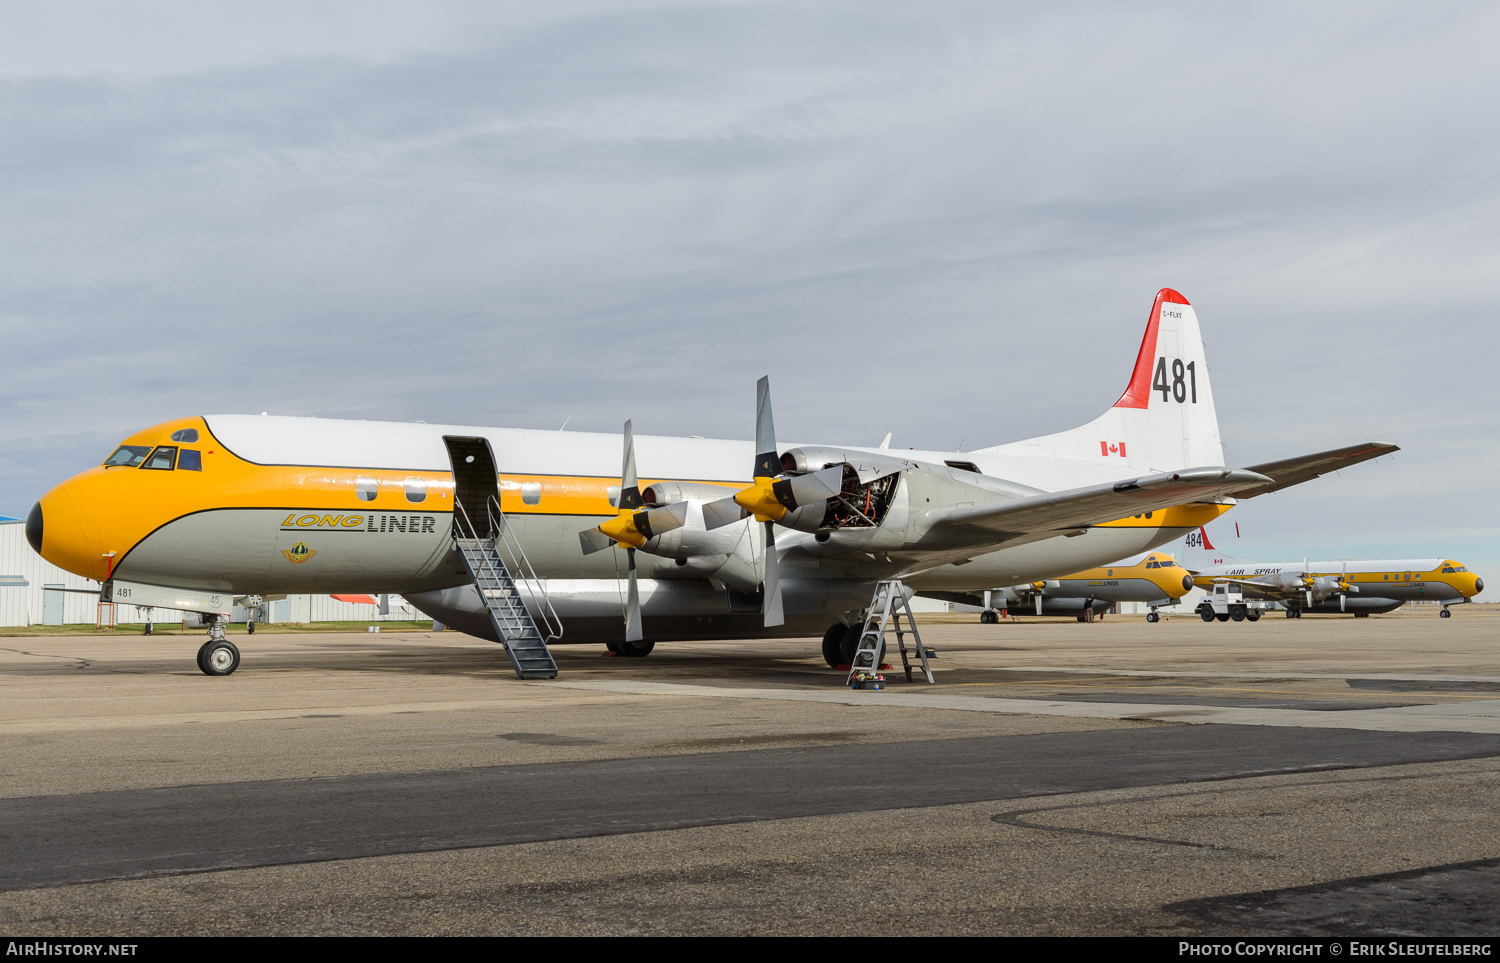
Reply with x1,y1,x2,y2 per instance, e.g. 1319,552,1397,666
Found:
26,289,1396,676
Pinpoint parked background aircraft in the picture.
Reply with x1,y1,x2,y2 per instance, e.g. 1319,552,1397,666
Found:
1178,524,1483,618
26,289,1395,675
922,551,1193,623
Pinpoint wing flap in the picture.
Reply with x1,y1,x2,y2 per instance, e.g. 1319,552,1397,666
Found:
1231,442,1398,498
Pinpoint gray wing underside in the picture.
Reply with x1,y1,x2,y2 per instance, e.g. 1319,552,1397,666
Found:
1230,442,1399,498
927,466,1270,548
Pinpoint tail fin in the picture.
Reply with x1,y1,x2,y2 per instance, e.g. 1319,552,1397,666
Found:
1178,524,1252,571
979,288,1224,470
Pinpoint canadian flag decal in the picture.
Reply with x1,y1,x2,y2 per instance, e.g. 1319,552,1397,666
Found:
1100,441,1127,458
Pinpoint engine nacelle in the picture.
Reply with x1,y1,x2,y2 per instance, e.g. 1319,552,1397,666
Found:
638,481,762,592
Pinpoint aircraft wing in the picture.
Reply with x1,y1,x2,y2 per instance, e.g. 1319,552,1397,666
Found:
928,467,1270,545
1228,442,1398,498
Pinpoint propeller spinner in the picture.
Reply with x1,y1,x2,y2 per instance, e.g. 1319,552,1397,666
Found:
578,420,688,642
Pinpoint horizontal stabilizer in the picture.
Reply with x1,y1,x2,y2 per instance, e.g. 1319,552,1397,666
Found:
1231,442,1399,498
933,467,1270,541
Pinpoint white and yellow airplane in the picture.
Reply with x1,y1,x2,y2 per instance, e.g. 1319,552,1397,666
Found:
944,551,1195,624
25,289,1397,676
1179,526,1483,618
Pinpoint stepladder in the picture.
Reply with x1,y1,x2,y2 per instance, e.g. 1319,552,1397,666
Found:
846,579,935,687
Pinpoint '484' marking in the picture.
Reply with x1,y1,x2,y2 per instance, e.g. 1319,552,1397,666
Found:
1153,357,1197,404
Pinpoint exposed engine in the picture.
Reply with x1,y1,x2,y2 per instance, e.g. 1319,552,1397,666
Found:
775,449,903,533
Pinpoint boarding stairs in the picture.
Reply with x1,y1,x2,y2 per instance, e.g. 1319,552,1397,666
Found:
847,579,935,686
453,494,561,680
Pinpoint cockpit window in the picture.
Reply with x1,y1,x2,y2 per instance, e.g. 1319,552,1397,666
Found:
178,450,202,471
141,446,178,471
104,445,153,467
170,428,200,443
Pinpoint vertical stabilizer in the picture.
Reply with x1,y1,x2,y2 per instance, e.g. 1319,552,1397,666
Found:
980,289,1224,471
1179,524,1253,571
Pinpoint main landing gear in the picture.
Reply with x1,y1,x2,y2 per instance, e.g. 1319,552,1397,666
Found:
606,641,655,658
196,616,240,676
820,622,867,669
979,609,1002,624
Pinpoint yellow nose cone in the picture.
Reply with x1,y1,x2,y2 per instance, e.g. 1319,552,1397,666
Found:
33,482,105,581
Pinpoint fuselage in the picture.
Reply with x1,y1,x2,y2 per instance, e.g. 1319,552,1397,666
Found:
1047,552,1195,604
1190,560,1482,604
29,413,1233,639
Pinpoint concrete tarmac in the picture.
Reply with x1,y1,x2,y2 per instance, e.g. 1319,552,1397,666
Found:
2,608,1499,936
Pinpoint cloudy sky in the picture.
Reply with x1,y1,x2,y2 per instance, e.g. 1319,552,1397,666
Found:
2,1,1496,573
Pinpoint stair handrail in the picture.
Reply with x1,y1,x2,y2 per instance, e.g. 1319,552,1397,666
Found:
485,494,564,644
451,495,537,635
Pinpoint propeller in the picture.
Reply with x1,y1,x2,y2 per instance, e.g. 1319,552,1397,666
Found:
703,376,842,627
578,420,688,642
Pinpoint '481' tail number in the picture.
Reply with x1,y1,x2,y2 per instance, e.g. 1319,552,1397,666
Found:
1153,357,1197,403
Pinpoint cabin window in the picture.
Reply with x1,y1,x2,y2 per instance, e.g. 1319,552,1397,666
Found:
178,450,202,471
104,445,152,467
170,428,200,443
356,477,378,502
141,446,178,471
521,482,542,505
404,478,427,504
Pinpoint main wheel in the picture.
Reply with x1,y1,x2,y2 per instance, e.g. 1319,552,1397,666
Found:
1354,612,1370,618
1440,608,1452,618
1146,611,1159,623
605,642,621,654
849,632,885,670
821,623,847,669
980,610,998,624
839,623,862,666
617,640,654,658
1199,607,1215,623
199,640,240,676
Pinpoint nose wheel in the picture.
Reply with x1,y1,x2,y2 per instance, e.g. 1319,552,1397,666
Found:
196,639,240,675
196,616,241,676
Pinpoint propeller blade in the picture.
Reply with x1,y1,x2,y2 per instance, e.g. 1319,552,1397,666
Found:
762,521,784,627
777,464,843,508
703,496,748,530
619,420,642,510
625,548,643,642
579,528,614,555
636,501,688,540
753,376,778,477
